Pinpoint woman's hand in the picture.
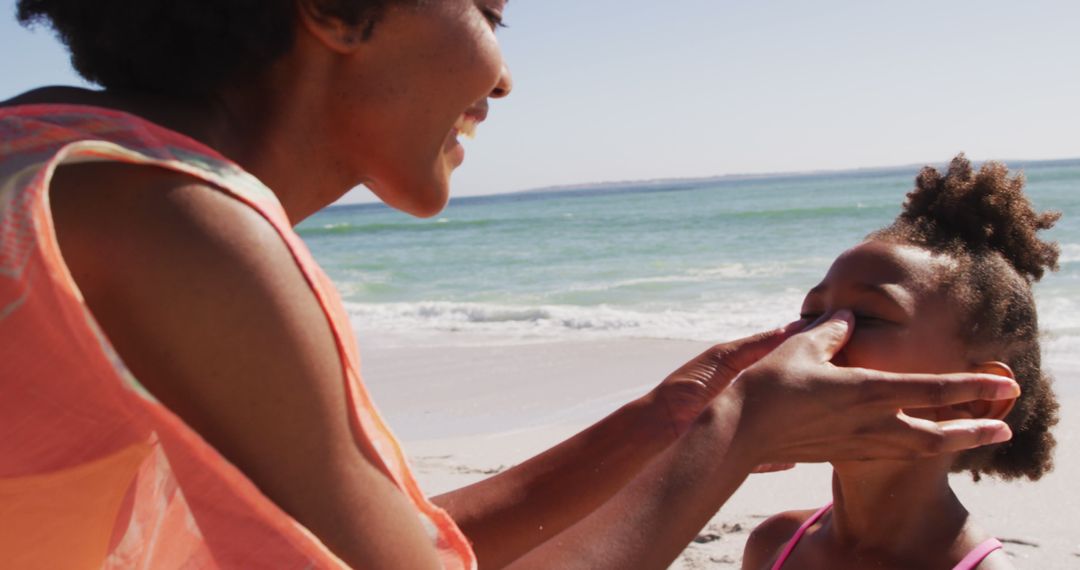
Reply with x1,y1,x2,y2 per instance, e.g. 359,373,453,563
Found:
650,320,806,437
725,310,1019,465
435,322,806,567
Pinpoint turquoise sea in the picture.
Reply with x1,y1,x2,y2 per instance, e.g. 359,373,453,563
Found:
298,159,1080,370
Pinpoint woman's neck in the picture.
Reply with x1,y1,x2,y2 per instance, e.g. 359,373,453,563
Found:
827,459,969,561
126,83,357,224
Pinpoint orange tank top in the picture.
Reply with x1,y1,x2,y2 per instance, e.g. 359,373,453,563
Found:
0,104,475,569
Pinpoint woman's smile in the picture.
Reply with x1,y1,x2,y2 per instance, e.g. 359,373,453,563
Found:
446,101,490,166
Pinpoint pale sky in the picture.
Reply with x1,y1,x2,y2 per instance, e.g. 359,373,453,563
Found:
3,0,1077,204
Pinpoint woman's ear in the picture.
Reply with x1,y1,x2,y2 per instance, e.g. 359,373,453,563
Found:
967,361,1017,420
296,0,368,54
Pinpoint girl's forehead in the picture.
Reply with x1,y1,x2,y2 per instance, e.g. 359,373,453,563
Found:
819,240,954,296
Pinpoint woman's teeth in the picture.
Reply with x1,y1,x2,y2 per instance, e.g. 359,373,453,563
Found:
454,116,478,139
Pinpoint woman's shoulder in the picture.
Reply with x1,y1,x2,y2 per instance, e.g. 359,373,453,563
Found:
48,160,326,406
51,161,275,290
741,508,821,570
46,159,450,569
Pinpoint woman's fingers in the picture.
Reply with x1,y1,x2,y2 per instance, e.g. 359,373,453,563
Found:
915,417,1013,453
653,320,809,436
845,369,1020,409
727,318,1021,464
706,320,805,382
750,462,796,474
806,309,854,360
773,415,1013,463
678,320,807,391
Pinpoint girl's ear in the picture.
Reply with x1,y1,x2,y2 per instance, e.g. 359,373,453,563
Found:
967,361,1017,420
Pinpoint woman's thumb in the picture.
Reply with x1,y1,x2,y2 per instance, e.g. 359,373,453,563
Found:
801,309,853,362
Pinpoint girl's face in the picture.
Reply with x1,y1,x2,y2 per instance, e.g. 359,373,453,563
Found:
319,0,512,216
800,240,971,375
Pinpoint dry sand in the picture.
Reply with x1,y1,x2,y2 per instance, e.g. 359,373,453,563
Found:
361,337,1078,568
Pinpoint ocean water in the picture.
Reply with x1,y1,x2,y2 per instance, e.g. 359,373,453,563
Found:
298,159,1080,370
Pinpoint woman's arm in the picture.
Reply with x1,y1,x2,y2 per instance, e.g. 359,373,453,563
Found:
444,313,1019,568
505,387,756,569
52,163,447,569
433,328,796,568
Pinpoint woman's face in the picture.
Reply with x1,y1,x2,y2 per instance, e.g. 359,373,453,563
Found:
323,0,512,216
799,240,971,375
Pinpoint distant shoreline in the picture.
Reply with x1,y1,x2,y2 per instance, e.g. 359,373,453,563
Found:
332,156,1080,210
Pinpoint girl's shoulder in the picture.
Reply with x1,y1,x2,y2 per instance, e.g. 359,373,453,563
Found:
952,523,1015,570
741,508,822,570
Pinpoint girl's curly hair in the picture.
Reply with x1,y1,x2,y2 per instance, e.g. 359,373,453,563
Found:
870,154,1060,481
15,0,399,97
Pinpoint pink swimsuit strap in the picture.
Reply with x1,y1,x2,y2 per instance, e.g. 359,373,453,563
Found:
770,503,1004,570
770,501,833,570
953,537,1004,570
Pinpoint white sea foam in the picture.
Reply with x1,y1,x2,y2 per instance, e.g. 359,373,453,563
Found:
1058,243,1080,264
345,288,1080,373
345,296,804,348
547,260,828,298
686,259,830,279
1037,295,1080,331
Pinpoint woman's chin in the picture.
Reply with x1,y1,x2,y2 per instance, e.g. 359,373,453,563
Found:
403,182,451,218
367,175,450,218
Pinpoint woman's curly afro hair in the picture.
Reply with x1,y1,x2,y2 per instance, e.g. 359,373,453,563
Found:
870,154,1061,481
16,0,402,97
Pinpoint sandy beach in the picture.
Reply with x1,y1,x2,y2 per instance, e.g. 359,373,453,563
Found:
361,336,1079,568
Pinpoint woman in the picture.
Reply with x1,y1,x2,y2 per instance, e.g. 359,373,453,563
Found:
1,1,1018,568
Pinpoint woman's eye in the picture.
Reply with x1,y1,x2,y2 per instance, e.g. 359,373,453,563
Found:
482,9,507,29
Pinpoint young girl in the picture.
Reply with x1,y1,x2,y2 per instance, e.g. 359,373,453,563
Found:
742,155,1060,570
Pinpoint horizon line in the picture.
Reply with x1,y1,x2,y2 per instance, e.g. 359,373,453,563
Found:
333,155,1080,209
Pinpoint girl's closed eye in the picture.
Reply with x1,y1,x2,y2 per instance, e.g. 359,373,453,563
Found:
797,312,894,326
853,313,892,326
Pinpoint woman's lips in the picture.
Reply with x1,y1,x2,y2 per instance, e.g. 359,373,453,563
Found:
454,103,489,140
445,103,488,166
453,115,479,139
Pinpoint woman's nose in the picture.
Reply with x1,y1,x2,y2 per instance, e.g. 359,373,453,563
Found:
490,63,513,98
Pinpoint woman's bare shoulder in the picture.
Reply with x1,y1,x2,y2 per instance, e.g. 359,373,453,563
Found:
49,161,444,568
48,159,344,460
49,161,291,305
741,508,818,570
